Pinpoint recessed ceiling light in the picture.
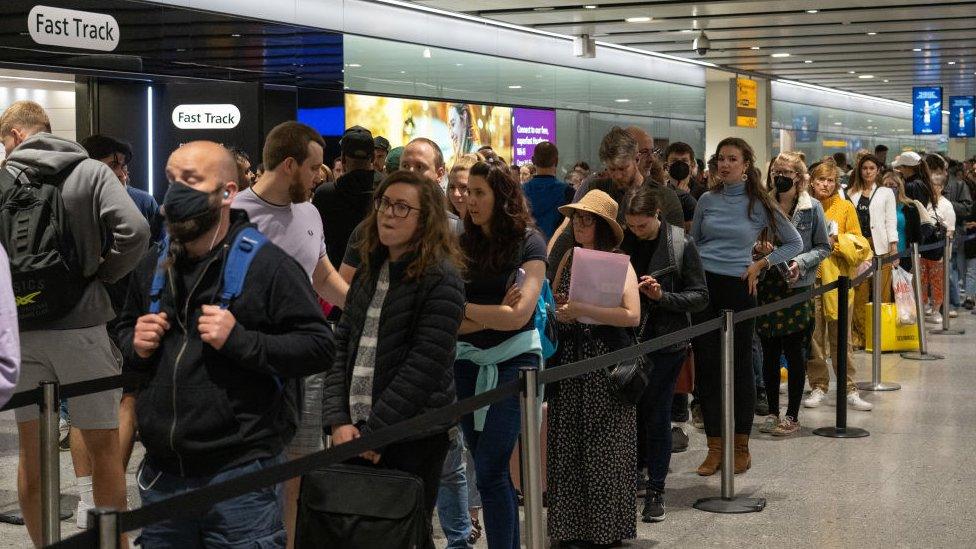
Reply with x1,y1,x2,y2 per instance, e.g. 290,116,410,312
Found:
176,48,186,52
806,9,819,13
867,32,877,36
858,74,874,79
948,61,957,65
912,48,922,52
400,70,406,74
346,63,361,68
883,79,889,82
584,4,598,9
508,85,522,89
804,60,814,64
455,63,463,67
771,53,790,58
834,122,843,125
625,16,651,23
848,70,856,74
231,33,241,38
750,46,761,50
615,98,631,103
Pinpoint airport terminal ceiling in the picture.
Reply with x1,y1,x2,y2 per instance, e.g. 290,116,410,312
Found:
413,0,976,104
0,0,343,88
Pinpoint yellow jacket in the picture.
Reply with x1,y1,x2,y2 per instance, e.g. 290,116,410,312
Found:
820,232,874,320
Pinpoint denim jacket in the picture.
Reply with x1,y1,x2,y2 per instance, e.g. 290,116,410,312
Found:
790,192,831,288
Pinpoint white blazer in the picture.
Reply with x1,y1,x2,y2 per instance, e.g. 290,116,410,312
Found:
847,185,898,255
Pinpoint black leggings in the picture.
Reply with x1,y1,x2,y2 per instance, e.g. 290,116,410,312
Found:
691,272,757,437
760,331,806,421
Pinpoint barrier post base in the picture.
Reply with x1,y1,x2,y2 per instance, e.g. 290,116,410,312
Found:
899,351,943,361
813,426,870,438
693,496,766,514
855,381,901,392
928,328,965,335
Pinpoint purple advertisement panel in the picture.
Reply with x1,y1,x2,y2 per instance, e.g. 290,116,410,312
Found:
512,108,556,166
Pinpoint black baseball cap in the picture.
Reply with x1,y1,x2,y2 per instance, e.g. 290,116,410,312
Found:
374,136,391,152
340,126,374,160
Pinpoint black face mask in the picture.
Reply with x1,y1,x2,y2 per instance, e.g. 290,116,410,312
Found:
668,161,691,182
162,183,222,242
774,175,794,194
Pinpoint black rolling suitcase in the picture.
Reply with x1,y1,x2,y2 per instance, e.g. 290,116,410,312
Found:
295,464,427,549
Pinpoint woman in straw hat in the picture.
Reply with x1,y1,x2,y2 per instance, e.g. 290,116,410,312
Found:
546,189,641,548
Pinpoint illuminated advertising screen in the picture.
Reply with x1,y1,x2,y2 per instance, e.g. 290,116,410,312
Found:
948,96,975,138
912,86,943,135
345,94,512,168
512,108,556,166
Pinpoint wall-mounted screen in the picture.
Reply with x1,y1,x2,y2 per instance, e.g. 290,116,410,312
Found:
948,96,975,138
298,107,345,137
512,108,556,166
912,86,943,135
345,94,512,168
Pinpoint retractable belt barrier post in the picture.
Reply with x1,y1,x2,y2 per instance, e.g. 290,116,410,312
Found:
88,508,120,549
857,255,901,392
39,381,61,546
814,276,869,439
930,235,965,336
693,310,766,514
902,242,944,360
517,367,545,549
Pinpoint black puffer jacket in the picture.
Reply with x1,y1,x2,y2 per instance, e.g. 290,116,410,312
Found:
322,249,465,440
116,212,335,477
621,221,709,353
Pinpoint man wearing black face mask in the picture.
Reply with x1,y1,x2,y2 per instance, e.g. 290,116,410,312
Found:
115,141,335,547
664,142,699,232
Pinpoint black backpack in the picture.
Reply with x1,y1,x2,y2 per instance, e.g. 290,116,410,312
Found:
0,161,89,329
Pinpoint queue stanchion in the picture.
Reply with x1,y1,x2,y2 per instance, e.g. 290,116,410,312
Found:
857,256,901,392
694,310,766,514
87,508,120,549
39,381,61,546
815,276,870,438
517,367,545,549
901,242,944,360
929,235,965,336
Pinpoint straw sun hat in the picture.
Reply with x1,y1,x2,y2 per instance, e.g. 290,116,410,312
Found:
558,189,624,247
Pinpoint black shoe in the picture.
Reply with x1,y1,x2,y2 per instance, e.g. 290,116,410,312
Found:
671,426,689,453
755,390,769,416
635,471,648,498
964,298,975,310
642,489,666,523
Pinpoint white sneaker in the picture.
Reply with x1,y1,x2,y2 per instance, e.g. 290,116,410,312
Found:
847,391,874,411
924,307,934,317
949,309,958,318
75,499,92,530
926,313,943,324
804,388,827,408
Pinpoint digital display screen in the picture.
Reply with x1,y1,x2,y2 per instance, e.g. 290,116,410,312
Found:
297,106,346,137
512,108,556,166
948,96,975,138
913,86,943,135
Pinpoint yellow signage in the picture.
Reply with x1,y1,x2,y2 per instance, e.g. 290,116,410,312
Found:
735,78,758,128
822,140,848,148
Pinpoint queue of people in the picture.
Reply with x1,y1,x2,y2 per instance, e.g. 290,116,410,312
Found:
2,95,970,549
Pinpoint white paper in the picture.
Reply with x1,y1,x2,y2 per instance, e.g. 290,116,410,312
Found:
567,247,630,324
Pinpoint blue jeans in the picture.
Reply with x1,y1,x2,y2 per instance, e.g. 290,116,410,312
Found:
437,429,473,549
949,247,962,307
966,257,976,296
455,354,532,549
637,350,687,493
136,455,286,548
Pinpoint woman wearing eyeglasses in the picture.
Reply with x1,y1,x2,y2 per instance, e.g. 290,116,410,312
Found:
323,170,465,549
455,161,547,549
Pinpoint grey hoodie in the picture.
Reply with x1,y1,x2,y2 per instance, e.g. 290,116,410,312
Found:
3,133,150,330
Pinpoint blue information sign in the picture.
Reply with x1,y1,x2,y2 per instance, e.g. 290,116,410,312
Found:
913,86,943,135
949,96,975,138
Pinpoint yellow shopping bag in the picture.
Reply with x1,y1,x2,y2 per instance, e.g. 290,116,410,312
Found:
864,303,919,352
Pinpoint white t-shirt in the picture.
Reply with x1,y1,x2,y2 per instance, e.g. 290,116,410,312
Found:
232,188,327,279
929,197,956,236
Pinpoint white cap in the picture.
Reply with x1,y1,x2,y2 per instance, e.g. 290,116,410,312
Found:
892,151,921,168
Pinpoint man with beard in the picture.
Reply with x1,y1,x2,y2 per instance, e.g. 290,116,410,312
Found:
232,121,348,548
116,141,334,547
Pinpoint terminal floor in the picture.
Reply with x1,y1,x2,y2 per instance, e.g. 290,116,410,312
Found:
0,314,974,548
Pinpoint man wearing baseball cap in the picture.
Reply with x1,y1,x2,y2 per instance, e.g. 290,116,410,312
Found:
313,126,383,269
373,135,391,174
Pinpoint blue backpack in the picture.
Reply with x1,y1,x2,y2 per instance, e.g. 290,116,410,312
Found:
148,227,269,314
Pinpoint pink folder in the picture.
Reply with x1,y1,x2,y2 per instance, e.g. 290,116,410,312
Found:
567,247,630,324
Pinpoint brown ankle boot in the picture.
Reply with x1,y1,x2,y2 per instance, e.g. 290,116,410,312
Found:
697,437,723,476
734,434,751,474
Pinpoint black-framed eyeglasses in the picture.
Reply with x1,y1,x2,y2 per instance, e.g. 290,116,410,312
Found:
572,212,597,227
447,184,469,195
374,196,421,218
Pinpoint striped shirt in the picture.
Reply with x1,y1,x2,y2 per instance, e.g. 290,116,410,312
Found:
349,261,391,425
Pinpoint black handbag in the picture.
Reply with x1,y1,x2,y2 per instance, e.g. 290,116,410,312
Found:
295,464,428,549
586,314,652,406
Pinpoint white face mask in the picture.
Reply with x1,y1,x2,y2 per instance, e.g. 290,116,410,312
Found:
931,173,947,185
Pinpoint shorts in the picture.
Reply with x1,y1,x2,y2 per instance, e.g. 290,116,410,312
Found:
285,373,326,458
14,324,123,429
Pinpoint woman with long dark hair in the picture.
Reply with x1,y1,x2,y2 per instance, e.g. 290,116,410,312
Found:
323,170,465,548
690,137,802,476
454,161,547,549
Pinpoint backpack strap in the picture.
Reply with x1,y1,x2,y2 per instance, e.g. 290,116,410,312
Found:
148,236,170,314
219,227,268,309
